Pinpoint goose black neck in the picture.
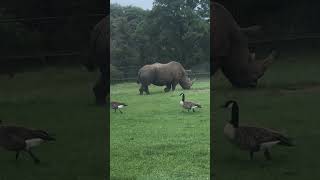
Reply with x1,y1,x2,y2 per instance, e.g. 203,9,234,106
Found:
230,102,239,128
181,94,185,102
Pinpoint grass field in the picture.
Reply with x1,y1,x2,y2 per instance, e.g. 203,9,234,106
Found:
0,67,107,180
110,79,210,179
212,52,320,179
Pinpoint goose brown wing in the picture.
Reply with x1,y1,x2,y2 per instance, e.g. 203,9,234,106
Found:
184,101,201,108
183,101,193,109
4,134,26,150
234,128,260,150
193,103,202,108
238,126,290,145
1,126,53,140
0,128,26,150
1,126,34,139
111,101,127,108
111,102,119,108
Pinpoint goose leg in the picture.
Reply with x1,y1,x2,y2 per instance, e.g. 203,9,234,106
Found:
192,108,195,112
264,149,272,160
114,109,116,112
16,151,20,160
27,150,40,164
119,109,123,114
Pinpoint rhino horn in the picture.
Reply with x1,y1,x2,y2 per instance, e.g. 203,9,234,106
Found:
262,50,278,70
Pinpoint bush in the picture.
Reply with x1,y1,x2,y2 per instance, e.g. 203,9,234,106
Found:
110,64,124,81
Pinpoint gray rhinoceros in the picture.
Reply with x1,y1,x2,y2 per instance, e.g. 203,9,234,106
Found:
212,2,277,88
137,61,195,95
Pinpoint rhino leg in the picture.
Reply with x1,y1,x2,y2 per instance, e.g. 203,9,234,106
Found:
144,86,150,95
172,82,178,91
139,85,144,95
164,84,171,92
93,66,107,105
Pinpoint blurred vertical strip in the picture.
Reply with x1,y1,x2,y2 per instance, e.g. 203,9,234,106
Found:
210,0,215,179
106,0,110,179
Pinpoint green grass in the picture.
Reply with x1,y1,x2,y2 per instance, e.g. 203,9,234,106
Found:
213,53,320,179
0,67,107,180
110,80,210,179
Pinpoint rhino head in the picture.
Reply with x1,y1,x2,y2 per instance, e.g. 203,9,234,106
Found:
179,76,196,89
230,50,278,88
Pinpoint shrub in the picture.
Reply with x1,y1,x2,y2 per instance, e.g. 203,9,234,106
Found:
110,64,124,81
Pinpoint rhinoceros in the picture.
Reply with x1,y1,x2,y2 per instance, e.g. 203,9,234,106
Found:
84,16,108,105
212,2,277,88
137,61,195,95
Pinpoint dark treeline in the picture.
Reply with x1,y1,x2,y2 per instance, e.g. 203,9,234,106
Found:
111,0,210,79
216,1,320,36
0,0,106,63
215,1,320,57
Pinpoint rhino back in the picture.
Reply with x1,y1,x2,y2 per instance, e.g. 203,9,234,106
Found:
89,16,108,65
155,61,186,83
213,3,254,84
213,3,248,57
138,61,186,86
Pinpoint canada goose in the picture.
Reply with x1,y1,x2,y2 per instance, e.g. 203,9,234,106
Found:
0,125,55,164
179,93,201,112
111,101,128,113
221,100,294,160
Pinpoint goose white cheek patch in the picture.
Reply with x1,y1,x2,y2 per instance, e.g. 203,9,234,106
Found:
118,105,124,109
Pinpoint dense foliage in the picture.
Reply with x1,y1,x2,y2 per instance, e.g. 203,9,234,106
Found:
111,0,210,70
216,1,320,35
0,0,106,55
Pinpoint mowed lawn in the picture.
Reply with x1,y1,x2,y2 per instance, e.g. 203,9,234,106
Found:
212,53,320,179
110,79,210,179
0,67,107,180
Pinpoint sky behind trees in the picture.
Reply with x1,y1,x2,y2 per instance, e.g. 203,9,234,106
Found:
110,0,154,10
